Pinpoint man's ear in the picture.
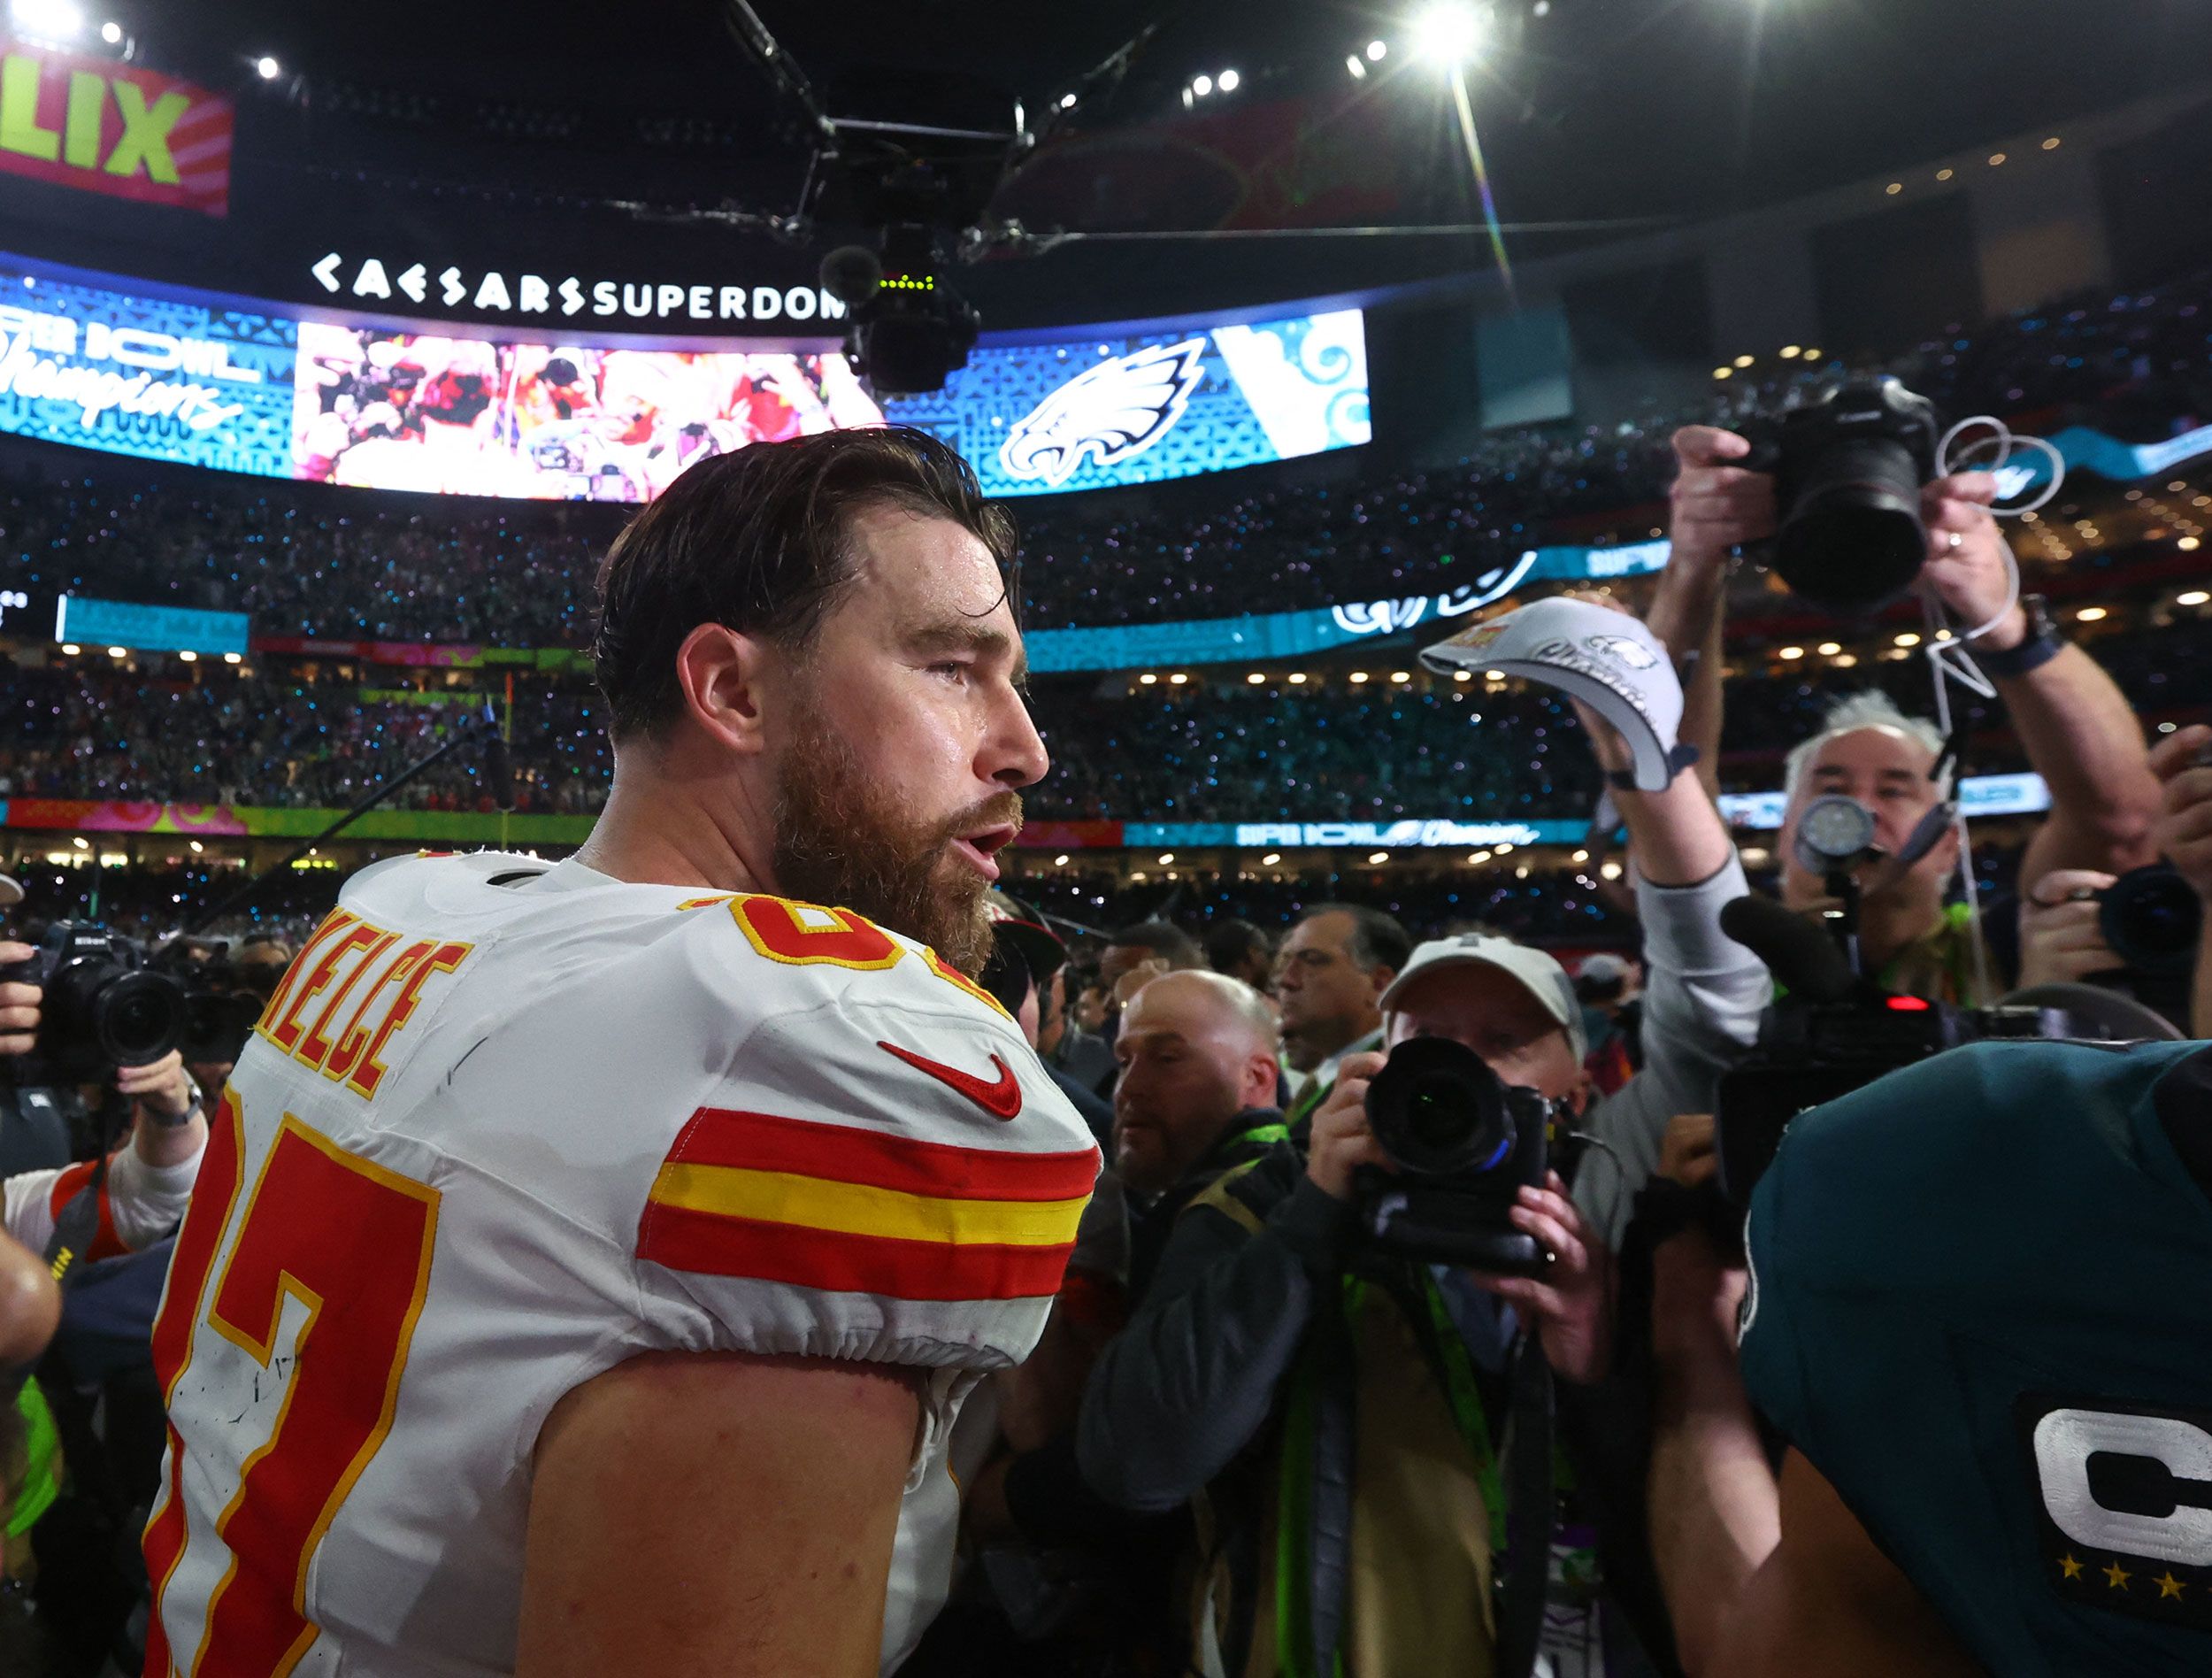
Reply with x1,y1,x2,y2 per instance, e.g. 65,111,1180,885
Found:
1367,966,1398,1005
1567,1068,1596,1119
1245,1051,1283,1109
674,623,773,755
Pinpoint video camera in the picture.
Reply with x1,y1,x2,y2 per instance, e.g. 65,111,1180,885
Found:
1742,377,1941,612
0,923,268,1081
1356,1036,1555,1274
1711,895,2083,1205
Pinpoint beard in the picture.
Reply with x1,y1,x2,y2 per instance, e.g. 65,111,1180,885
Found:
769,704,1018,977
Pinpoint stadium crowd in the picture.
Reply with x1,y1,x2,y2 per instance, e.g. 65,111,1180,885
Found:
2,609,2208,826
4,266,2211,650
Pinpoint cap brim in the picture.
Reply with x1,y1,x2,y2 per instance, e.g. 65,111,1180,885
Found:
1379,948,1586,1062
1420,597,1685,792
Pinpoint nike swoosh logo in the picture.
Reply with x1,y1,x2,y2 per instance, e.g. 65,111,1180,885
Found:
877,1041,1024,1120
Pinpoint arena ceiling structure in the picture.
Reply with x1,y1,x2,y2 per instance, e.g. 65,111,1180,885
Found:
57,0,2212,325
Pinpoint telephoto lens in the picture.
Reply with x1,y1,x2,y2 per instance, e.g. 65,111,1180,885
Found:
1356,1036,1552,1271
1763,378,1941,611
1363,1036,1515,1177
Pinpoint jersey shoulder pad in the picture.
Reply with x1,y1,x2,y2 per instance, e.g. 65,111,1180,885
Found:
626,897,1099,1366
679,890,1017,1028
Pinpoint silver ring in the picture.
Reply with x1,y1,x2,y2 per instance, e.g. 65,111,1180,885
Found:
1947,530,1964,551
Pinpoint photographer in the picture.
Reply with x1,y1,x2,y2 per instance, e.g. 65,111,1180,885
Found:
1075,727,1766,1675
1654,425,2162,989
0,940,208,1250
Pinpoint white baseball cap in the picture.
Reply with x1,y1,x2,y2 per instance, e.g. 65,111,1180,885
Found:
1419,595,1695,792
1378,933,1587,1063
0,873,20,910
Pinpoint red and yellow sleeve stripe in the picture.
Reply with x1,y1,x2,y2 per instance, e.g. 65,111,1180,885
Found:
636,1108,1099,1302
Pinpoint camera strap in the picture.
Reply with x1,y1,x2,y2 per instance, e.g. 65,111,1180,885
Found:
1279,1268,1552,1678
1498,1333,1557,1678
1400,1272,1557,1678
42,1151,111,1289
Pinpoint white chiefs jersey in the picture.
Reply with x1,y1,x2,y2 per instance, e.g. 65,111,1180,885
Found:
143,851,1097,1677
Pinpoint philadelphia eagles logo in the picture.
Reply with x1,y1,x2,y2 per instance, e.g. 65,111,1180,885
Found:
999,339,1208,488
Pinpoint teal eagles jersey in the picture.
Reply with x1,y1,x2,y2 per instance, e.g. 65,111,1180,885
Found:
1738,1040,2212,1676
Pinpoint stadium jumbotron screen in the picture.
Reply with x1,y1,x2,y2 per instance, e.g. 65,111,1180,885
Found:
0,251,1370,501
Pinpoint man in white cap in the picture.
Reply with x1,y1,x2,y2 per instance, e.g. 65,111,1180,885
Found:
1078,690,1769,1675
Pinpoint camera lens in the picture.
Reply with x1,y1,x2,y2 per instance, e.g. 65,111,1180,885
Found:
96,970,188,1066
1366,1037,1515,1177
2100,866,2205,979
1774,438,1928,610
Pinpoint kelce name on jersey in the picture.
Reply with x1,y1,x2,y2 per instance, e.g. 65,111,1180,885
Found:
252,907,474,1098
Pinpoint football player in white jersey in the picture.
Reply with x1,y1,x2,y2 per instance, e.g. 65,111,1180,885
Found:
144,427,1098,1676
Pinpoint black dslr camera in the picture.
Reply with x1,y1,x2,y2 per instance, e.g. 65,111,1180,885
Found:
1356,1037,1554,1274
149,938,278,1068
0,924,271,1082
1713,996,2078,1206
1710,893,2093,1208
1744,377,1941,612
0,922,191,1081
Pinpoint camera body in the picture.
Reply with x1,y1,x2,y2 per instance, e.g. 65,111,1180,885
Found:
1747,378,1941,611
148,939,280,1068
0,922,189,1081
1356,1036,1555,1274
1714,996,2078,1205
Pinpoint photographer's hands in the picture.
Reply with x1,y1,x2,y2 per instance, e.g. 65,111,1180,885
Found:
122,1049,205,1168
2016,868,2124,986
1311,1057,1614,1380
1917,472,2027,647
2153,723,2212,901
119,1050,195,1124
1467,1171,1614,1385
1667,427,1773,573
0,942,39,1058
1304,1051,1391,1200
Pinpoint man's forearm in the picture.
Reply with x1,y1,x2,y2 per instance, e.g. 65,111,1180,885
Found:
134,1104,208,1170
2003,644,2162,882
1651,1349,1783,1674
1647,559,1728,799
1614,771,1736,889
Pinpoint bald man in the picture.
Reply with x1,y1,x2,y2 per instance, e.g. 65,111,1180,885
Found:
1110,971,1289,1300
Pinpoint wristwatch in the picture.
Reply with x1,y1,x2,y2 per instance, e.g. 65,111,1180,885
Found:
1974,591,2065,679
149,1074,205,1129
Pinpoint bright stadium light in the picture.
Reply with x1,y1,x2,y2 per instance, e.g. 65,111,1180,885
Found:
1056,91,1078,110
1411,3,1486,64
1217,68,1240,92
1346,53,1368,78
1366,38,1388,61
10,0,84,42
255,55,280,79
99,19,120,43
1192,73,1213,96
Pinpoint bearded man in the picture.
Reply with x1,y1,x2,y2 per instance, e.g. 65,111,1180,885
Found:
144,429,1098,1677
